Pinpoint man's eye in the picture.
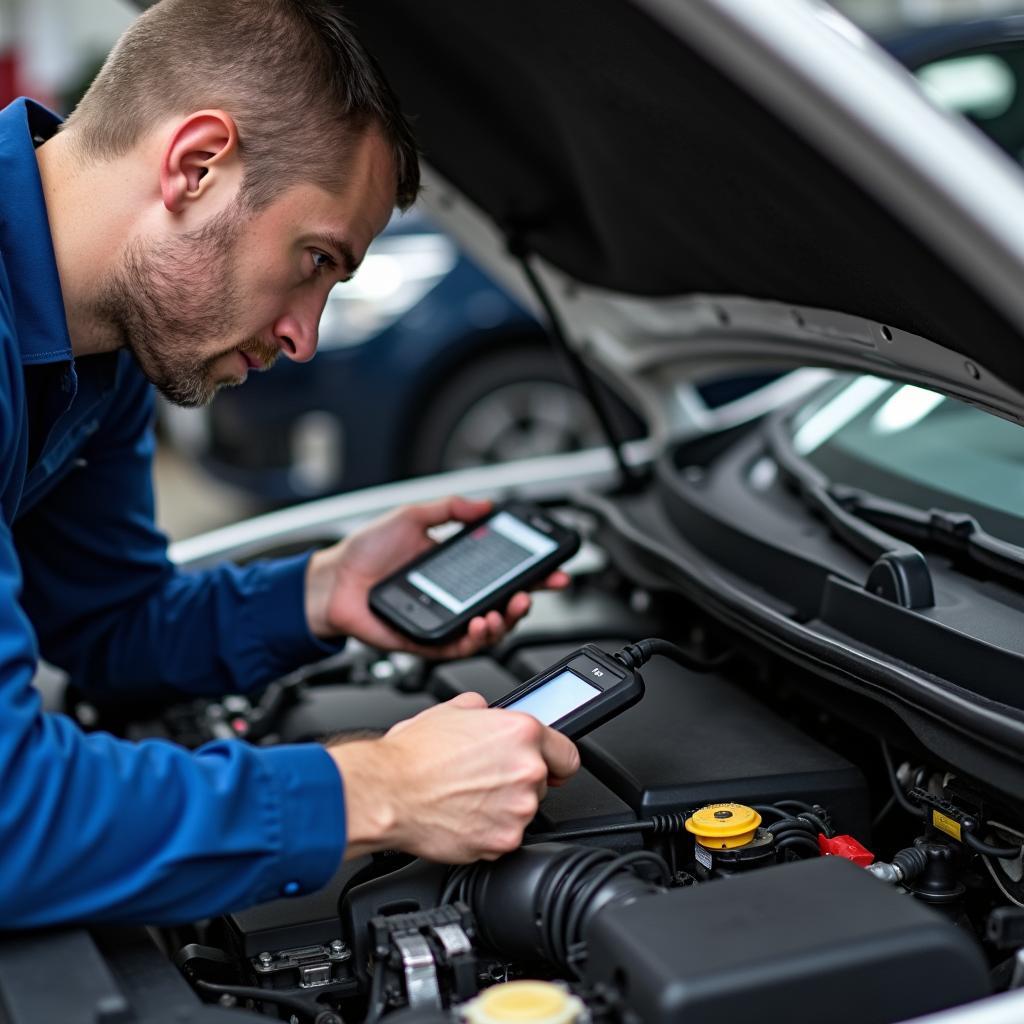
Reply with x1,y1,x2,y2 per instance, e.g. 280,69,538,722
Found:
311,250,336,275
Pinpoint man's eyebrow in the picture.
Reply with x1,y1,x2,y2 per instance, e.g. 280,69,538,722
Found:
312,233,360,280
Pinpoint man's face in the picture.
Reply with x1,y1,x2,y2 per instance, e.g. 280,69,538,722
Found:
96,132,396,407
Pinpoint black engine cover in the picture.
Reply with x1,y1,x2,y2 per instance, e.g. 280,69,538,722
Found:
583,856,989,1024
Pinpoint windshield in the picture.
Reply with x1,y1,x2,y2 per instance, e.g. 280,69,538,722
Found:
789,374,1024,547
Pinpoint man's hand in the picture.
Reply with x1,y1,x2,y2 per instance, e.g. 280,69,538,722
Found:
328,693,581,862
304,496,570,659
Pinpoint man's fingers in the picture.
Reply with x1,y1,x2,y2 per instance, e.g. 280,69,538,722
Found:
408,588,535,661
466,615,490,649
538,725,581,784
452,612,503,654
506,591,531,620
485,609,503,639
397,619,488,660
404,496,458,528
447,690,488,709
406,495,493,529
450,495,494,523
389,690,486,734
541,570,571,591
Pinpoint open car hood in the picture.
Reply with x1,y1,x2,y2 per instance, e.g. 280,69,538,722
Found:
343,0,1024,430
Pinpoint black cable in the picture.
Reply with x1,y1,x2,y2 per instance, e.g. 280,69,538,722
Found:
964,829,1023,861
774,799,814,813
441,864,472,905
872,794,897,830
775,831,817,846
195,980,320,1020
525,822,650,844
564,860,638,959
767,820,817,840
879,743,1021,859
547,848,609,966
759,804,834,846
525,812,688,846
364,963,386,1024
880,740,927,819
512,245,642,493
751,804,791,822
527,806,833,847
562,851,668,966
615,637,730,673
776,834,821,858
797,809,833,838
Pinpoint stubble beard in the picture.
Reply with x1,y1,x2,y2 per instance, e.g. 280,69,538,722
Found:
93,206,275,408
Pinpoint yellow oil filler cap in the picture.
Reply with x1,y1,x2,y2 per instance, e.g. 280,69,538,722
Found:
462,981,585,1024
685,803,762,849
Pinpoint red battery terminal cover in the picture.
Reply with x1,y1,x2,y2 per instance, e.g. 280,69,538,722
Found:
818,833,875,867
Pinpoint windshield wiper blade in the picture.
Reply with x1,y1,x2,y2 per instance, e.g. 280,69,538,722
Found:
829,486,1024,589
767,415,935,609
767,413,1024,607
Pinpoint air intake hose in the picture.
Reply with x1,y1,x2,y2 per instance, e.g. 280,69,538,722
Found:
446,842,669,971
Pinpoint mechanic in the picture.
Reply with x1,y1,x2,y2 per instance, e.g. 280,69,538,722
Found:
0,0,579,927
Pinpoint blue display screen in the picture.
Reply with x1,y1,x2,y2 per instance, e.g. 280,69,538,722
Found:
505,670,601,726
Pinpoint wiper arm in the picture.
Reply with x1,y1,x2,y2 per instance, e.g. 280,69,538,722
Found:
829,486,1024,589
767,415,935,609
767,413,1024,607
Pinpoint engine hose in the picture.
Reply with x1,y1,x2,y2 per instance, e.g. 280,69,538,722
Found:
775,834,821,858
798,810,833,837
766,809,835,841
774,799,814,813
767,818,817,838
448,842,669,972
752,804,792,822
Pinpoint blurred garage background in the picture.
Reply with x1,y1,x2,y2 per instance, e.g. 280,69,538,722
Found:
2,0,1024,539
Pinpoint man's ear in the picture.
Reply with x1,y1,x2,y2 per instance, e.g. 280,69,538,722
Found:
159,110,240,214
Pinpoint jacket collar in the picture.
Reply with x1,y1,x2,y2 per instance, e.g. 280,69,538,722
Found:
0,98,73,365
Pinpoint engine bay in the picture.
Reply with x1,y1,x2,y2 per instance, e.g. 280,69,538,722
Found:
8,489,1024,1024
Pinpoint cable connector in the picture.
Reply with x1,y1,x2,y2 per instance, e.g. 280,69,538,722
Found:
614,637,726,673
908,787,1024,860
647,812,690,835
868,846,928,885
818,833,874,867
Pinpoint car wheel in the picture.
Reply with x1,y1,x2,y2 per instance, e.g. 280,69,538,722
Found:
408,348,609,474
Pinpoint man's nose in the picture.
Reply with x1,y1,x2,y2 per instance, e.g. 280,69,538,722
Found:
272,308,321,363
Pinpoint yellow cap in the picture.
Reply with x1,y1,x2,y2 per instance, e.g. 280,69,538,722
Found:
462,981,584,1024
685,803,762,849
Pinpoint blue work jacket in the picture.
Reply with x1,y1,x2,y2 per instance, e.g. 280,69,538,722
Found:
0,98,347,926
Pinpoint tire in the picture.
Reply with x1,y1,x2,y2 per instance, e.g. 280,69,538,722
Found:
408,347,612,475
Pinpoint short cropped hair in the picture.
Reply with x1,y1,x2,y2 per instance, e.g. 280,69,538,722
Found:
64,0,419,211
